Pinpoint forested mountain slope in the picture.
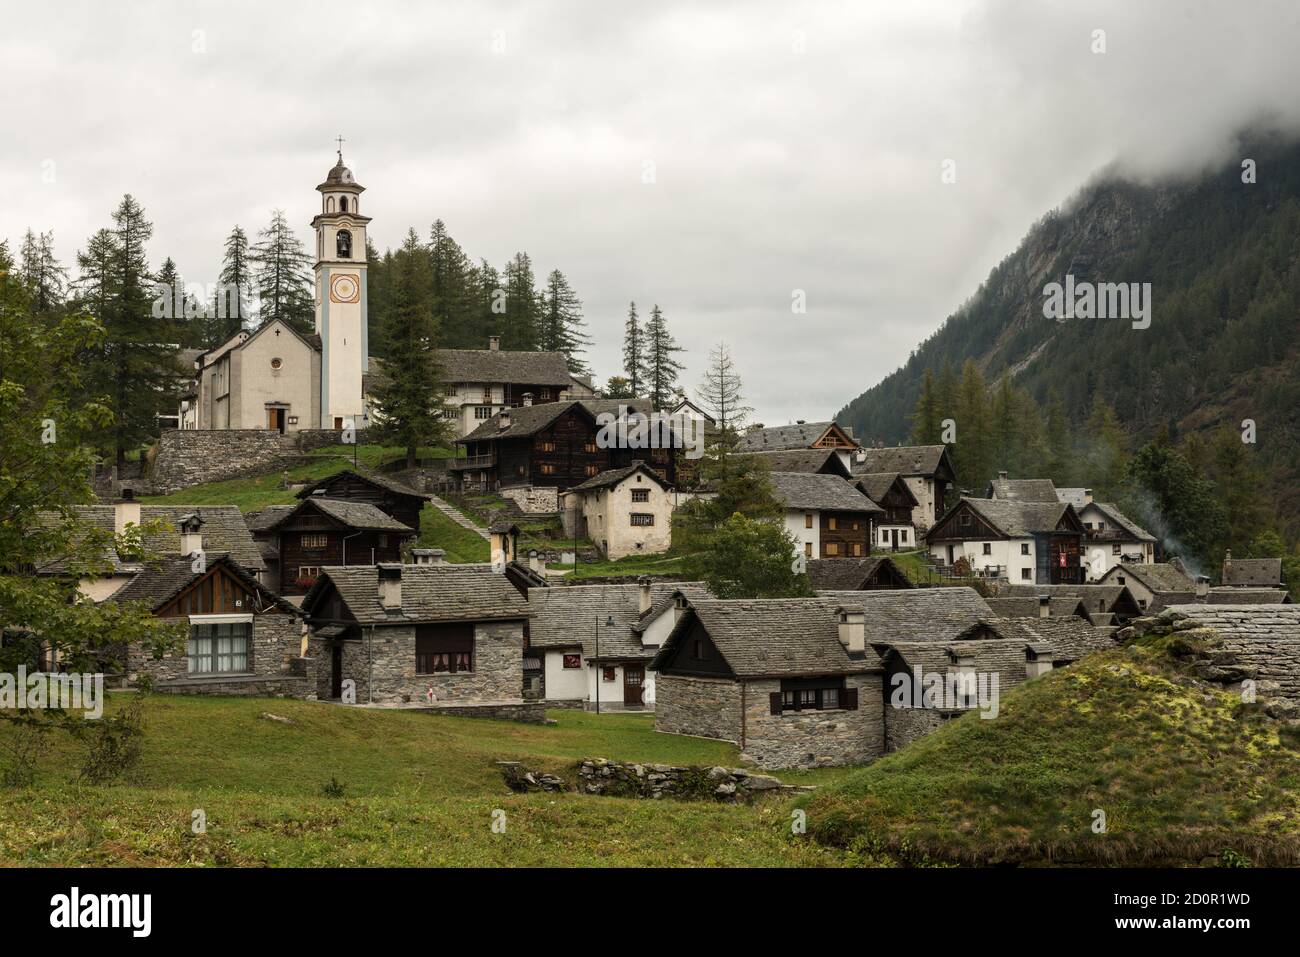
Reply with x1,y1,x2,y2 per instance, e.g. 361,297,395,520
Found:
837,136,1300,534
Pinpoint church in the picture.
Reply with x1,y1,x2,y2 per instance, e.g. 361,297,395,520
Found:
179,149,371,433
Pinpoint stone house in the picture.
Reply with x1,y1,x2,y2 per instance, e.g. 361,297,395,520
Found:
302,563,533,712
770,471,882,560
982,595,1091,621
528,580,712,710
434,337,591,439
853,471,919,551
652,598,883,769
850,445,956,533
104,553,310,697
996,582,1143,625
815,586,995,641
293,468,428,532
1073,500,1156,578
926,498,1086,585
1221,551,1285,589
737,421,860,471
806,557,915,590
750,448,852,478
1159,604,1300,703
1098,562,1202,612
560,462,674,561
256,497,415,597
986,473,1060,502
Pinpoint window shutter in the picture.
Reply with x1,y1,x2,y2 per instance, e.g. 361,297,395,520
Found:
843,687,859,711
769,692,782,716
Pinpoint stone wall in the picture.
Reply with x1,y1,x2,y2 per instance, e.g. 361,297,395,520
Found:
296,428,371,451
655,674,742,742
151,675,315,698
149,429,292,493
423,701,546,723
128,613,305,688
884,703,952,753
500,485,559,514
325,620,525,705
741,674,885,769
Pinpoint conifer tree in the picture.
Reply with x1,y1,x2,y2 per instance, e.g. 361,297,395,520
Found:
214,225,255,343
428,220,474,347
501,252,541,350
19,229,67,315
540,268,590,374
909,367,940,444
644,304,684,410
251,209,314,333
369,229,451,468
471,258,503,347
697,341,752,442
622,302,645,395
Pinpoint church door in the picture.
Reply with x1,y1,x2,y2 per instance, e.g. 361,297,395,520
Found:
267,408,286,433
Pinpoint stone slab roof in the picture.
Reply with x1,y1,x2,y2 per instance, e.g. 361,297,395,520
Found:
569,462,670,493
750,449,849,476
987,477,1060,503
956,498,1074,537
269,498,415,533
658,597,877,678
106,553,298,615
850,445,948,477
998,583,1131,617
1223,558,1284,587
295,468,427,502
998,616,1119,661
1165,604,1300,639
877,639,1034,689
436,348,574,386
853,471,914,507
806,557,913,591
529,582,712,659
736,421,840,452
1084,502,1157,542
982,596,1089,619
769,472,882,513
305,564,530,625
245,505,297,533
1207,587,1292,604
1055,487,1092,508
816,587,994,643
460,398,655,443
1104,562,1196,593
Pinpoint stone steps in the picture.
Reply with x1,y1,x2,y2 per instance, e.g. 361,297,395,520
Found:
428,494,490,540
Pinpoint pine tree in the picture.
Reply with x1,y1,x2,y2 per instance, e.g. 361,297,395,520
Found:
501,252,541,350
471,258,502,347
644,304,684,410
428,220,474,347
251,209,314,333
622,302,645,395
153,257,203,347
19,229,67,315
369,229,451,468
214,225,255,344
908,367,940,444
540,269,590,374
696,341,752,442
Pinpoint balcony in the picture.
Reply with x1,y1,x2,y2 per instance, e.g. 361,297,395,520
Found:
447,454,496,471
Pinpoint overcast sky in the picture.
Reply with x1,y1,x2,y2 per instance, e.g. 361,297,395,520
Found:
4,0,1300,426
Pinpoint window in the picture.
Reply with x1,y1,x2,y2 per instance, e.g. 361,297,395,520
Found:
584,441,598,453
825,542,840,556
602,666,617,682
804,542,812,557
1112,544,1122,555
1021,568,1031,580
900,530,908,544
631,513,655,527
585,464,600,476
444,384,458,396
959,512,971,527
327,197,335,213
1098,522,1106,531
270,357,283,370
562,653,582,669
482,388,493,403
1138,599,1148,610
539,389,552,401
1021,543,1030,555
301,533,328,550
828,517,837,531
776,677,850,712
982,543,992,555
336,229,352,258
188,620,251,675
1099,599,1107,612
631,488,650,503
540,463,556,475
852,543,863,556
1117,575,1126,585
538,440,556,452
805,514,813,529
691,639,710,661
378,535,388,548
416,623,474,674
340,197,348,212
474,406,493,419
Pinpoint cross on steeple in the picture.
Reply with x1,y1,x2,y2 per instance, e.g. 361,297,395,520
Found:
335,134,346,161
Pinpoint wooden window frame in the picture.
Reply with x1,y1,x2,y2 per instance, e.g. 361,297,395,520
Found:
630,513,655,527
631,488,650,503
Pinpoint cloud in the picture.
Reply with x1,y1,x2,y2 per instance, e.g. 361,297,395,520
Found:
3,0,1298,426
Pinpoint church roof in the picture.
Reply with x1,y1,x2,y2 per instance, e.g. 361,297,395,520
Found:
317,153,364,192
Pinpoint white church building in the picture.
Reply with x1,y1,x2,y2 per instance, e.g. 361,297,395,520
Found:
179,150,370,433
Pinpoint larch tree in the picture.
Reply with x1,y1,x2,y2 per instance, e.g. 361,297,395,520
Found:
251,209,314,333
644,304,684,410
696,341,752,443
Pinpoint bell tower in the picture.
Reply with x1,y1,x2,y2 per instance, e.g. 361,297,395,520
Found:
311,137,371,429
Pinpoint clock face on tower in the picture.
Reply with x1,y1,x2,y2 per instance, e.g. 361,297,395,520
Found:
329,274,360,304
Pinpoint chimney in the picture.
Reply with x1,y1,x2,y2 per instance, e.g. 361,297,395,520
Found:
498,410,511,431
855,449,866,464
1037,594,1051,618
836,605,865,654
637,575,653,615
411,548,445,566
1195,575,1210,600
114,492,141,535
488,336,500,351
1222,549,1232,583
528,549,547,574
998,470,1008,480
178,513,204,557
796,419,806,425
1026,644,1054,679
522,392,533,407
377,564,403,611
1083,488,1093,505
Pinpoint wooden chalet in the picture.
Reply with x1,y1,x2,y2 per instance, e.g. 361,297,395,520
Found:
927,497,1085,585
849,445,956,531
736,420,858,454
805,557,915,590
853,471,919,550
452,399,676,492
260,497,416,595
768,471,882,559
294,469,427,531
750,448,852,478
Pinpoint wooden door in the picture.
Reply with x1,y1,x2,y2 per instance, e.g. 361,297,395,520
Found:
623,664,644,706
890,529,899,550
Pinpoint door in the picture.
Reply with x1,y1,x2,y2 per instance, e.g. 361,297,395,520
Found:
267,408,286,433
623,664,644,706
331,644,343,699
890,528,899,551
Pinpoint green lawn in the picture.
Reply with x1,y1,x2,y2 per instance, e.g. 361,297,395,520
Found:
140,445,451,510
802,634,1300,867
0,697,855,867
416,503,490,563
568,551,691,579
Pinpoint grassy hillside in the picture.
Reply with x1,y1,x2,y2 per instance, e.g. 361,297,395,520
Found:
0,698,855,867
802,635,1300,867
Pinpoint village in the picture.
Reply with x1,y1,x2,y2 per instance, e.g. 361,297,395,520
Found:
18,153,1290,777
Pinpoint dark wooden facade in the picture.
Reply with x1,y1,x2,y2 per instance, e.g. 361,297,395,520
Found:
273,509,411,596
297,471,425,531
156,562,287,618
864,476,919,526
462,405,676,491
818,511,873,559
